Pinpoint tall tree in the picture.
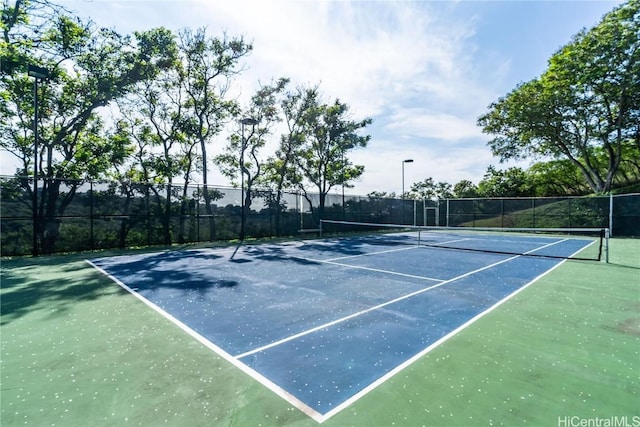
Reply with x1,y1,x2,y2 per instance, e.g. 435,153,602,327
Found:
1,0,177,253
178,28,251,240
123,69,187,245
527,160,590,196
216,78,289,239
295,93,372,223
116,27,250,245
478,0,640,194
261,84,317,235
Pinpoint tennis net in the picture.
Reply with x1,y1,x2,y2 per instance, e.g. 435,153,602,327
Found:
319,220,609,262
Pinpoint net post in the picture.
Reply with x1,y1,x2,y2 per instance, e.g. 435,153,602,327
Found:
319,220,323,238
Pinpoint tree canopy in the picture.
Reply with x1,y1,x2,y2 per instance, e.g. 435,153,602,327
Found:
2,0,638,253
478,0,640,194
293,90,372,221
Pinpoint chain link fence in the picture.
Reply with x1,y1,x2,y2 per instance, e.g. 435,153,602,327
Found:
1,176,638,256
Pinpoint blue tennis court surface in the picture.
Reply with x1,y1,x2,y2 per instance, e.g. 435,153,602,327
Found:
88,232,594,421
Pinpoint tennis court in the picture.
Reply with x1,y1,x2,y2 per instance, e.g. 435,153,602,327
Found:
86,225,605,422
2,226,638,426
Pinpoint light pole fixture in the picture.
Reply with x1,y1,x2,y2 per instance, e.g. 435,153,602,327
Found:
28,64,50,256
239,117,258,240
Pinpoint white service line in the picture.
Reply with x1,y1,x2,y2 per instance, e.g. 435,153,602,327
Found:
318,244,572,422
430,237,473,246
235,237,568,361
307,257,446,283
323,245,419,262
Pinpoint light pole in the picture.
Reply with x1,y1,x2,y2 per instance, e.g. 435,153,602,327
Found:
28,64,50,256
402,159,413,224
239,117,258,240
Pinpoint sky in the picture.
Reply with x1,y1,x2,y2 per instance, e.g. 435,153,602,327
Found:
4,0,624,196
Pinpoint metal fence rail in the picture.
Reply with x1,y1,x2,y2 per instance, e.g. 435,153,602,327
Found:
1,176,638,256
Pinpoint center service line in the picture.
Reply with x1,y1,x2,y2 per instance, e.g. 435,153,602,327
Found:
234,238,566,360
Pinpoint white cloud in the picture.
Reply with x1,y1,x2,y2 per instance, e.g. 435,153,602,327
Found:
347,137,494,196
203,1,479,117
4,0,618,197
384,109,484,141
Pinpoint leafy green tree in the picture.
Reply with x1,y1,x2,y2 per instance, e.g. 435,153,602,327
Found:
478,1,640,194
1,0,177,253
294,92,372,223
120,60,188,245
117,27,250,244
216,78,289,239
260,83,312,235
1,0,72,75
178,28,251,240
477,166,534,197
452,179,479,198
408,178,452,200
527,160,589,196
616,141,640,188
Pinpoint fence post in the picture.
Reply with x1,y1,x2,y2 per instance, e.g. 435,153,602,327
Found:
146,185,151,246
90,180,94,251
423,199,427,226
605,228,610,263
532,198,535,228
609,193,614,237
298,191,302,230
446,199,450,227
472,199,476,227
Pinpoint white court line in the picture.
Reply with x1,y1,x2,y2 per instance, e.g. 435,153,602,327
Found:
323,245,418,262
233,238,567,360
322,238,473,262
86,236,570,423
85,259,326,423
306,257,446,283
318,242,573,422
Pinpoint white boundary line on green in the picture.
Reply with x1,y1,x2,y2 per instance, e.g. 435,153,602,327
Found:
85,236,573,424
320,238,594,422
319,253,573,422
85,259,326,423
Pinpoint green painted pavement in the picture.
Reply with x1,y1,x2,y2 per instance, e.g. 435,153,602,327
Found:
1,239,638,426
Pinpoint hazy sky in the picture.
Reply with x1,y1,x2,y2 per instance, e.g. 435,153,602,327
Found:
6,0,623,195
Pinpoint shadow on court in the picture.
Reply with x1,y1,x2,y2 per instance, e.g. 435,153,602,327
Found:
0,260,121,326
